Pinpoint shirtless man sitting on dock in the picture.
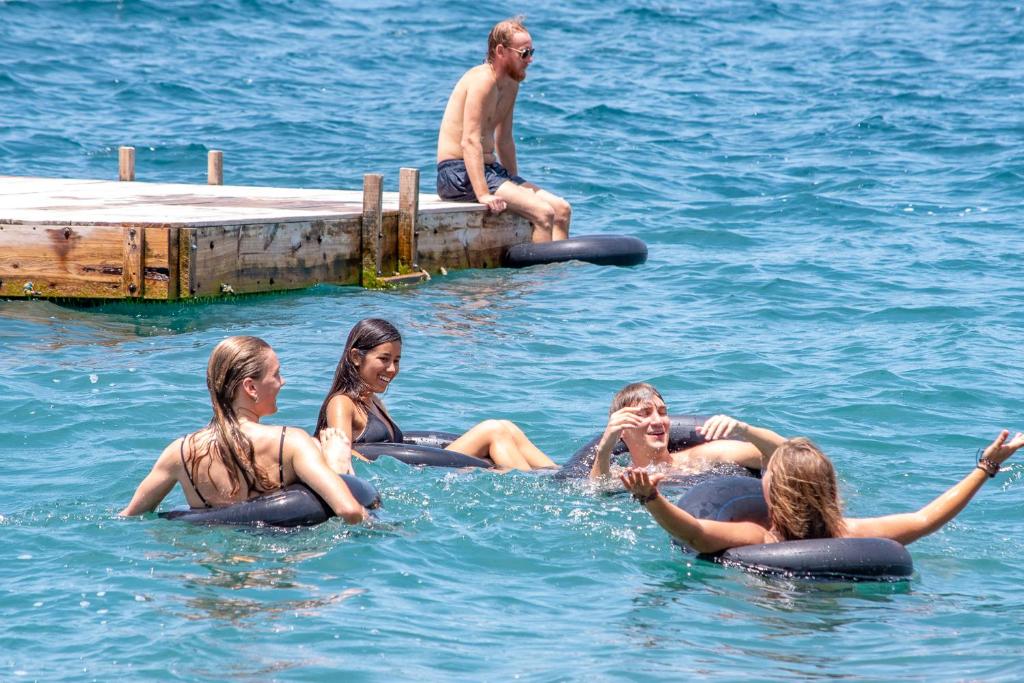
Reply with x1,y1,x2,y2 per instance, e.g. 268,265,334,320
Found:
436,17,571,243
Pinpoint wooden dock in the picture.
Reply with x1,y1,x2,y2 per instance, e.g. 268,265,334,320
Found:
0,166,530,301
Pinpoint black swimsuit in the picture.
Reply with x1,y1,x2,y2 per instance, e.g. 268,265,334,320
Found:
180,427,286,508
354,402,403,444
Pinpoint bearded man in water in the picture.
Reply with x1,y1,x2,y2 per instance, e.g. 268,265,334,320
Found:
436,17,571,243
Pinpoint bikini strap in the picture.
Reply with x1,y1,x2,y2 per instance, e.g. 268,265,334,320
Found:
279,426,287,487
179,434,212,508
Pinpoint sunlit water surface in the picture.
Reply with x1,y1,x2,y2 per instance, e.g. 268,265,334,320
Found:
2,1,1024,680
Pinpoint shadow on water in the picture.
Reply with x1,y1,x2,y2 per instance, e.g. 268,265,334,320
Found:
404,269,550,340
644,556,911,606
2,269,551,347
142,521,376,624
616,559,913,676
0,285,355,346
179,583,367,624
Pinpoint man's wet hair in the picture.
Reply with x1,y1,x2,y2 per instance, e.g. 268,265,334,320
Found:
610,382,664,415
487,16,528,64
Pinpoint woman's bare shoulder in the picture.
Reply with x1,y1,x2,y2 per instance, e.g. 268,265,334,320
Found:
325,390,366,408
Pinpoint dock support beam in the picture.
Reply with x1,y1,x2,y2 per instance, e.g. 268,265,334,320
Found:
122,226,145,297
361,174,384,286
208,150,223,185
119,146,135,181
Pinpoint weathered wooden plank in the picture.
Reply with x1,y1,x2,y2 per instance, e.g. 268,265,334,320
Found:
164,226,180,300
0,176,491,226
122,226,145,297
137,226,172,301
398,168,420,269
119,147,135,182
415,210,530,272
0,222,180,300
179,227,196,298
0,222,126,298
360,174,383,285
184,218,362,297
377,271,429,286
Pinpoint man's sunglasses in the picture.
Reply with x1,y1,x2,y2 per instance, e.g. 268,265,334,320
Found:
507,46,535,59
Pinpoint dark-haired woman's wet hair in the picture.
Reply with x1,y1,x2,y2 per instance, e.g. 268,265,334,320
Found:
314,319,402,436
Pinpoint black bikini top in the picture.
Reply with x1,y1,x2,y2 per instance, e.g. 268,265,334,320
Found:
354,402,403,444
180,427,286,508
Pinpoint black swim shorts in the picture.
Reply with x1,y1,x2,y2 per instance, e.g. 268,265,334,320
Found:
436,159,526,202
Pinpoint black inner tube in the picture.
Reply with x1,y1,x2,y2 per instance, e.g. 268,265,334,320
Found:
502,234,648,269
355,430,494,469
158,474,380,527
673,476,914,581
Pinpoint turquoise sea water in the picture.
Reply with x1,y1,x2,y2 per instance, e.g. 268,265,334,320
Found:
3,1,1024,680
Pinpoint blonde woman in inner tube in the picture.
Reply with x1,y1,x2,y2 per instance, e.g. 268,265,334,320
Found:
121,336,367,524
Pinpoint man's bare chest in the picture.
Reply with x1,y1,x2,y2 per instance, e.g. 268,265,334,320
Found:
486,90,517,128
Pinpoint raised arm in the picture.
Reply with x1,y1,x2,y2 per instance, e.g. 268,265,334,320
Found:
698,414,787,467
289,429,367,525
620,468,768,553
590,406,646,479
845,430,1024,545
119,440,181,516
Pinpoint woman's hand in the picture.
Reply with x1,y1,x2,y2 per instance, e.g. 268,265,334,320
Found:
320,427,355,476
620,467,666,500
697,414,748,441
982,429,1024,466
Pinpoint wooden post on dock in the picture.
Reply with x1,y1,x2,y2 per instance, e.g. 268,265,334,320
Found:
374,168,429,286
118,146,135,181
398,167,419,270
122,226,145,297
208,150,223,185
361,174,384,286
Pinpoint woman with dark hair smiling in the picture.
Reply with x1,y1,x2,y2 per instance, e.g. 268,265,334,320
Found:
315,318,557,472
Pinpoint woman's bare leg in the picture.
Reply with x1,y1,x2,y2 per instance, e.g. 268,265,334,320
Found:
498,420,557,469
446,419,533,471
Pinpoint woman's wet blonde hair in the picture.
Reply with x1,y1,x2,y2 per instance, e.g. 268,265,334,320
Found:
764,437,846,541
188,335,277,497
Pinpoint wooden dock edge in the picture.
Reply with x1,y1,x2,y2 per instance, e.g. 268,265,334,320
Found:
0,181,530,302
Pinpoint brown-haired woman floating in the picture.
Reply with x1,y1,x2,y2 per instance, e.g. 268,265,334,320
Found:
620,415,1023,552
